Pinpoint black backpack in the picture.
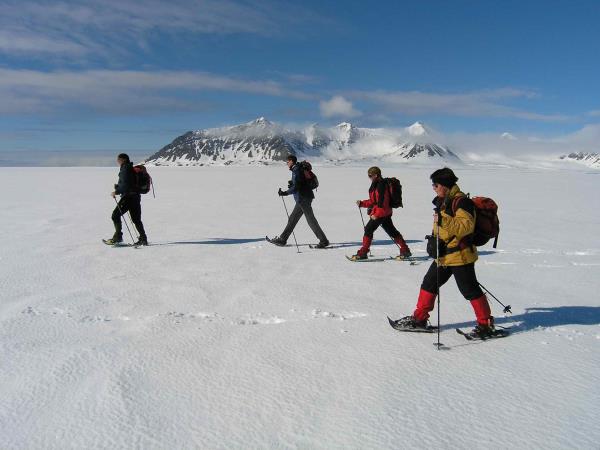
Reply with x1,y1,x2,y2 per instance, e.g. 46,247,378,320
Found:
299,161,319,190
385,177,403,208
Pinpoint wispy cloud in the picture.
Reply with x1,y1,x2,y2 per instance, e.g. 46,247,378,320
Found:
0,69,313,115
319,96,361,119
350,88,570,122
0,0,322,60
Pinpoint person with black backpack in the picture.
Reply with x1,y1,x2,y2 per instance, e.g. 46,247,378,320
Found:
104,153,148,246
392,167,502,339
350,166,411,260
268,154,329,249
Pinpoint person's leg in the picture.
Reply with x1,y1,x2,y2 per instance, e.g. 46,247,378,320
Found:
380,216,411,256
128,195,147,242
299,198,328,244
279,201,304,243
412,262,452,322
357,218,381,256
452,264,491,326
111,197,129,241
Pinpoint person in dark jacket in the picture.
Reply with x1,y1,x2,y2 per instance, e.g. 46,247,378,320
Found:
394,167,500,339
350,166,411,260
104,153,148,246
269,155,329,248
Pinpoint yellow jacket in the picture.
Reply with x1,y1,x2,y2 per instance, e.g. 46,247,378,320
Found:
433,185,478,267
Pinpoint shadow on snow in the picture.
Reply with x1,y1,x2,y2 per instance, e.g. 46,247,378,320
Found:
442,306,600,334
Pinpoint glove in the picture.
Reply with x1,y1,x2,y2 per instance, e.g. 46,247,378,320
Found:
287,180,293,188
278,188,286,196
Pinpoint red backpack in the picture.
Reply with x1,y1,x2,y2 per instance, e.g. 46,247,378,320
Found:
133,165,154,196
452,195,499,248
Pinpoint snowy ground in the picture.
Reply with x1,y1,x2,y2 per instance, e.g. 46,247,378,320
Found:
1,165,599,449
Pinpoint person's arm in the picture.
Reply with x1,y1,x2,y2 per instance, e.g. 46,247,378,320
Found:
439,198,475,239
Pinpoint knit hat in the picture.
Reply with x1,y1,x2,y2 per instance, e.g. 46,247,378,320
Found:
430,167,458,188
117,153,130,162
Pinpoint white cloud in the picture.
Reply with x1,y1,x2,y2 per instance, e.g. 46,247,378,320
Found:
350,88,569,122
587,110,600,117
319,96,361,118
0,0,326,59
442,123,600,159
0,69,313,115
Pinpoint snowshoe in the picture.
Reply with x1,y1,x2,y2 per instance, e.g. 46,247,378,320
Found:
456,324,509,341
310,240,330,249
388,315,437,333
348,253,367,261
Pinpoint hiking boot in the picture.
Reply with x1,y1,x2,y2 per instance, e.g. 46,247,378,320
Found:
397,248,412,259
394,315,429,330
103,238,123,245
465,317,498,339
349,253,368,261
269,236,287,247
134,237,148,246
104,233,123,245
314,240,329,249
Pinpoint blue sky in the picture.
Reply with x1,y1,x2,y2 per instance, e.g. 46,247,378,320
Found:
1,0,599,163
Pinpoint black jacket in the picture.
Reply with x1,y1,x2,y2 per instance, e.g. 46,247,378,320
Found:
114,162,136,195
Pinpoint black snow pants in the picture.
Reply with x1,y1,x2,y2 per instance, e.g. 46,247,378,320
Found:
363,216,401,239
112,193,147,239
421,261,484,301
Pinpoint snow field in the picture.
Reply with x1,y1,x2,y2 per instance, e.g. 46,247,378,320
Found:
1,165,599,449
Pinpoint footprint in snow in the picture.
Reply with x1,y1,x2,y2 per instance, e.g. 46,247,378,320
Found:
235,315,286,325
311,309,367,321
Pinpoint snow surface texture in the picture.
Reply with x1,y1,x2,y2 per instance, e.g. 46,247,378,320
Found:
1,166,599,449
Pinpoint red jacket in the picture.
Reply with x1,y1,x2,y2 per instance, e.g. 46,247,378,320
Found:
359,179,392,218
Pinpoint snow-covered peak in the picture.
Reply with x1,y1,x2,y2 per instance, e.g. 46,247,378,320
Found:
245,117,274,127
336,122,355,131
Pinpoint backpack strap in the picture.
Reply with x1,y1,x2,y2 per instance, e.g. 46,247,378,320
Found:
449,193,475,251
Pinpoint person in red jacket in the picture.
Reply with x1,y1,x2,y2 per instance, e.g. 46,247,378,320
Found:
350,166,411,261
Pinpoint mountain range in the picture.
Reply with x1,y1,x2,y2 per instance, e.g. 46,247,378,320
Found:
558,152,600,168
145,118,460,166
144,117,599,169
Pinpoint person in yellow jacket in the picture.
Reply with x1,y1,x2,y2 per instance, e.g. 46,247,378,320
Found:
395,167,498,339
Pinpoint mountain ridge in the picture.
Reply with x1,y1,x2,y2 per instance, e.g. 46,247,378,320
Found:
145,117,459,166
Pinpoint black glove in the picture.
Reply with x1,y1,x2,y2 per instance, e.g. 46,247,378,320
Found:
278,188,286,196
287,180,293,188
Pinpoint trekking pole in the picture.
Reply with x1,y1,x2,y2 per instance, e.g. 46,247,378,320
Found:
281,196,300,253
434,209,443,349
114,197,136,244
127,212,139,240
357,205,373,257
478,282,512,314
